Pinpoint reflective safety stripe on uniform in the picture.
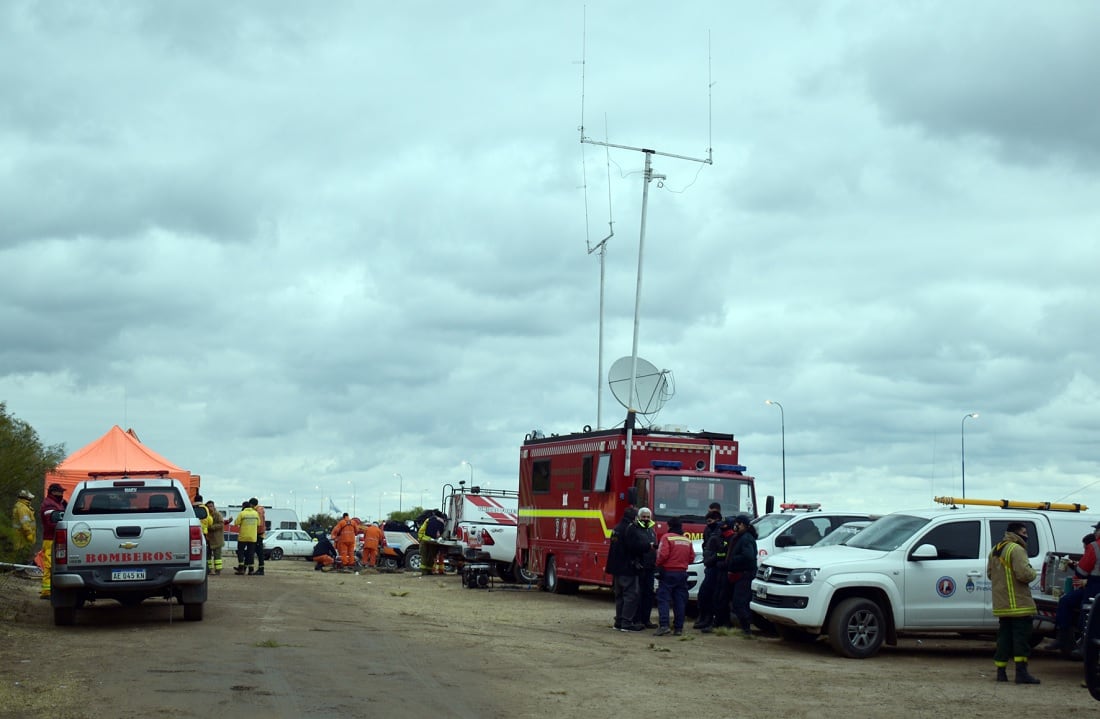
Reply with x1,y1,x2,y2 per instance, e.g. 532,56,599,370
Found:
40,539,53,596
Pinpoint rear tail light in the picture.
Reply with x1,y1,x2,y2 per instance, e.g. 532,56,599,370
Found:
480,529,495,546
190,525,204,560
1040,561,1048,592
54,529,68,567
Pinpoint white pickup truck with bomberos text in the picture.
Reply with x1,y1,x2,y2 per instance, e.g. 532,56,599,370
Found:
50,476,209,625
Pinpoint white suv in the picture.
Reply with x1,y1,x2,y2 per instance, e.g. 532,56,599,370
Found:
754,505,876,559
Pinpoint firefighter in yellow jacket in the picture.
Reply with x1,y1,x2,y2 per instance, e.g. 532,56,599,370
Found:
233,501,261,575
11,489,36,564
987,521,1040,685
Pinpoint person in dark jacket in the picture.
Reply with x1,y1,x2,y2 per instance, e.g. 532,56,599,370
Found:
726,514,759,637
694,510,724,630
628,507,658,628
605,507,642,631
312,534,338,571
706,519,739,631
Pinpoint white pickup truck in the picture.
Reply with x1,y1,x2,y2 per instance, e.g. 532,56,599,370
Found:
751,502,1099,658
50,477,209,625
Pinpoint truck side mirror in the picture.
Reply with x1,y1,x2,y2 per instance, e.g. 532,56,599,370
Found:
194,506,209,520
909,543,938,561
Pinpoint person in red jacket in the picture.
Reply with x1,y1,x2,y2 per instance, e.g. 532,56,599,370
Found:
331,513,357,571
38,483,66,599
654,516,695,636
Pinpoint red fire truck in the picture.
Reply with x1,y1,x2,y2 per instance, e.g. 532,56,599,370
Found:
516,417,763,595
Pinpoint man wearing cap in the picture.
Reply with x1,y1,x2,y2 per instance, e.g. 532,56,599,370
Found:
1045,523,1100,655
694,509,725,631
988,521,1040,684
38,483,66,599
726,515,759,638
11,489,37,564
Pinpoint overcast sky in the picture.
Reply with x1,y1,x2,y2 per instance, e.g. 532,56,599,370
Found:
3,2,1098,520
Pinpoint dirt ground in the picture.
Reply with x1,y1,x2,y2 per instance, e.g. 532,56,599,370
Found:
1,560,1097,719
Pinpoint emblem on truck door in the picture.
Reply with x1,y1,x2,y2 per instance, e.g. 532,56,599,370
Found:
71,523,91,548
119,542,139,550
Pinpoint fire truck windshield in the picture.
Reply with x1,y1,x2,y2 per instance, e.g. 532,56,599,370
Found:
649,473,755,521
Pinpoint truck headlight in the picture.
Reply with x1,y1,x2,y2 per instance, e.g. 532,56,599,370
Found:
786,568,818,585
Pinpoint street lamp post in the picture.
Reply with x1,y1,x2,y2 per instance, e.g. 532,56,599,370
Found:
765,400,786,504
961,412,979,498
347,480,356,517
461,460,474,484
394,473,403,513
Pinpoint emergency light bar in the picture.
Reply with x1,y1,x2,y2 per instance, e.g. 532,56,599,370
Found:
715,464,746,474
651,460,682,469
780,502,821,511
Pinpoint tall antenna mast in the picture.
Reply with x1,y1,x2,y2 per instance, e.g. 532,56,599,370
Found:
580,10,615,430
580,29,714,474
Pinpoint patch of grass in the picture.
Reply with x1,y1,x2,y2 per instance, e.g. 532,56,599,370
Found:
254,639,281,648
389,590,409,597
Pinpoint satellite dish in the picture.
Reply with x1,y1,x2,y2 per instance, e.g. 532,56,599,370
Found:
608,356,671,415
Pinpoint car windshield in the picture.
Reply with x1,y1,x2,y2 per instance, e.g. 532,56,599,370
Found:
650,474,756,521
845,514,930,551
753,513,799,540
813,523,868,548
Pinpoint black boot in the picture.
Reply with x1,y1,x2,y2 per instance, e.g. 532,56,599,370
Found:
1015,661,1040,685
995,666,1008,682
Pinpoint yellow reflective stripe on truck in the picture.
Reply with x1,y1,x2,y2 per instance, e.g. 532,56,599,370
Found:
518,508,613,538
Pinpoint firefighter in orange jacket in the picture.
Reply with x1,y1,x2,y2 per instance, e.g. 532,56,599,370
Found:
361,521,386,568
331,513,357,570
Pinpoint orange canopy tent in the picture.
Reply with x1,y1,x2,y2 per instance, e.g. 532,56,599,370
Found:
43,425,201,500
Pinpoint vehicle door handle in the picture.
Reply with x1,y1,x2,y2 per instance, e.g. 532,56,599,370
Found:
966,571,982,578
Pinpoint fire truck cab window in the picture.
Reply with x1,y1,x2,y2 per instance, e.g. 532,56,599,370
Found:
531,460,551,494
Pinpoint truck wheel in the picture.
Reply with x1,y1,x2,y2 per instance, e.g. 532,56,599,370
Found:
827,597,885,658
53,606,76,626
543,557,578,594
378,555,399,571
514,561,539,586
270,547,284,560
404,550,421,571
183,602,204,621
